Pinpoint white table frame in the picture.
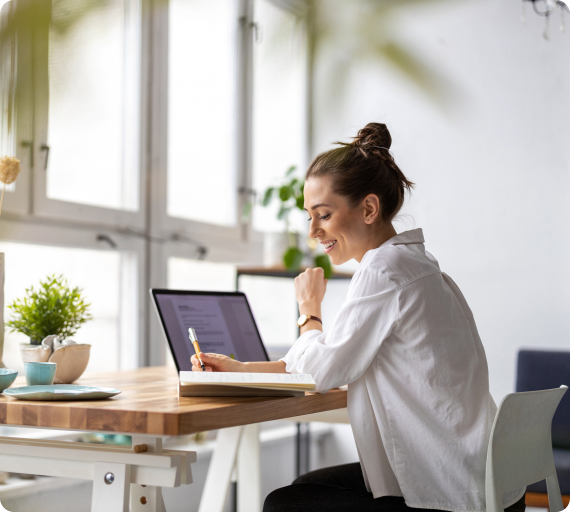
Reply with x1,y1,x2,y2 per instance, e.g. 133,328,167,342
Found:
0,407,349,512
0,433,196,512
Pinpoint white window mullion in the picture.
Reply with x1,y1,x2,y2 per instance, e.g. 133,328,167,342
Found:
236,0,255,242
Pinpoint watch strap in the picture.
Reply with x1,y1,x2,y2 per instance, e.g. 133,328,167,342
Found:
298,314,322,326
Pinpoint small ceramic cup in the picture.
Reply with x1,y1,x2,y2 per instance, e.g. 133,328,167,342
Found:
25,362,57,386
0,369,18,392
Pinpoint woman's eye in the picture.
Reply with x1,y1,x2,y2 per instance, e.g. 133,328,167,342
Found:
307,218,312,222
319,214,331,220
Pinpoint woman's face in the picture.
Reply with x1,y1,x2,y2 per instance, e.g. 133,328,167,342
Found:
304,176,378,265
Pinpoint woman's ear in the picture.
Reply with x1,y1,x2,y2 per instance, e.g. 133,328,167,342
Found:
362,194,381,224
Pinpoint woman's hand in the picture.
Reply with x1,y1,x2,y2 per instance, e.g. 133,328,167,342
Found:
294,267,327,313
191,353,246,372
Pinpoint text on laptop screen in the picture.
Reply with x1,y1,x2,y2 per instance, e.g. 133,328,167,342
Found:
154,292,268,370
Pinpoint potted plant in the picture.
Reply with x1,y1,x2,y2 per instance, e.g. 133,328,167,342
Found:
7,274,93,383
260,166,332,278
7,274,92,345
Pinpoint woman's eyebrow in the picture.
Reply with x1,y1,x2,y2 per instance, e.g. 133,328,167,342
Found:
308,203,330,211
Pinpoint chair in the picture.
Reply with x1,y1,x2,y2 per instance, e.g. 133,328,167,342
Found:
486,385,568,512
517,350,570,508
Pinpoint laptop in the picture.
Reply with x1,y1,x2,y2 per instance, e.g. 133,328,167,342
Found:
151,289,270,371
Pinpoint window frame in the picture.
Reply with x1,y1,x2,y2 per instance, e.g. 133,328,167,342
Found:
30,0,147,230
0,0,311,368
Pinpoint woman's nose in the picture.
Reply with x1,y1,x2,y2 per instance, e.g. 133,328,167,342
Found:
308,220,322,240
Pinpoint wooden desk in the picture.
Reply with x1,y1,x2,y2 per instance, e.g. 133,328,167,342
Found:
0,367,348,512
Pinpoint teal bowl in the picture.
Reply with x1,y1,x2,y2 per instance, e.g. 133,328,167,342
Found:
0,369,18,392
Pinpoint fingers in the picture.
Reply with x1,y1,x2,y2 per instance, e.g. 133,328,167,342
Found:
192,364,214,371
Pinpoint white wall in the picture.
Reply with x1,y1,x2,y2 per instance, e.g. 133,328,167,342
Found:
313,0,570,402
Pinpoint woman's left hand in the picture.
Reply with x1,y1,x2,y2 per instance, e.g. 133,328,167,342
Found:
294,267,327,313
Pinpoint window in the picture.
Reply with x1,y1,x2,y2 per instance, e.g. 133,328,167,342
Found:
1,0,309,369
26,0,145,229
167,0,237,226
252,0,308,233
0,241,137,374
238,275,298,351
45,0,141,211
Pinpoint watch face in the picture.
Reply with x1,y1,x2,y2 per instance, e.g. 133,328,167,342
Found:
297,314,308,327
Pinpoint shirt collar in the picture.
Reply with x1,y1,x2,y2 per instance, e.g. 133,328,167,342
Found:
383,228,425,247
360,228,425,265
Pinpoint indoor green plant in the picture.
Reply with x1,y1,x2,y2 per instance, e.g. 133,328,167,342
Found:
7,274,92,345
261,166,332,278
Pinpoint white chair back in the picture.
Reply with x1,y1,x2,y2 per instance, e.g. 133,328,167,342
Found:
486,385,568,512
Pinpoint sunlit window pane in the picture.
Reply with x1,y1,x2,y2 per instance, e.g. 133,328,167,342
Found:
46,0,141,211
238,275,298,350
167,258,236,292
252,0,307,233
167,0,237,226
0,243,122,374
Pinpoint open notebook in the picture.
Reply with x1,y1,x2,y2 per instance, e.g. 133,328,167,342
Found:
179,372,317,397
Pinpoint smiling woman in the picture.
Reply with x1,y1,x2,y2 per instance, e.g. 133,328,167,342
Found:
304,123,414,265
192,123,523,512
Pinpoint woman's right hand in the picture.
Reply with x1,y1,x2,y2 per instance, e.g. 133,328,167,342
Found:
191,352,246,372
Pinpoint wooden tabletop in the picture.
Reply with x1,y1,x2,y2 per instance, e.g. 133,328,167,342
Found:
0,367,348,436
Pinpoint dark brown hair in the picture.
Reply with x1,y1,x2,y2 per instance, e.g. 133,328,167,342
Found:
306,123,414,222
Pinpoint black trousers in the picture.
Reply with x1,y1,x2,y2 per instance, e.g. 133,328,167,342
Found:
263,463,527,512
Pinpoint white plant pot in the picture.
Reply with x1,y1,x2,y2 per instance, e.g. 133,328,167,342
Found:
20,343,51,363
263,232,299,268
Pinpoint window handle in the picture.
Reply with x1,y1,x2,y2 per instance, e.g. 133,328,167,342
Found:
21,140,33,167
249,21,262,42
40,144,50,170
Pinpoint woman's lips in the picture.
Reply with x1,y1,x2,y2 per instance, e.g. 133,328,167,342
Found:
322,240,337,253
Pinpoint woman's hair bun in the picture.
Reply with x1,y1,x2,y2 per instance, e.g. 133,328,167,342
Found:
352,122,392,153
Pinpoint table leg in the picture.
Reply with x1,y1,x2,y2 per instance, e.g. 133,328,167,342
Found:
130,436,166,512
91,461,131,512
199,426,243,512
237,423,261,512
130,485,166,512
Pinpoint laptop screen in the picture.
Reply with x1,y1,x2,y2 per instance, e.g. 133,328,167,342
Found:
151,289,269,371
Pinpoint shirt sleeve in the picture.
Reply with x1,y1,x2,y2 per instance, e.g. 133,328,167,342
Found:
280,269,400,393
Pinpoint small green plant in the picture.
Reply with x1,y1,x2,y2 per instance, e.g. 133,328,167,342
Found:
7,274,92,345
261,166,332,278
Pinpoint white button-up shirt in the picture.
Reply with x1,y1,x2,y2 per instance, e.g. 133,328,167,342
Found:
282,229,523,512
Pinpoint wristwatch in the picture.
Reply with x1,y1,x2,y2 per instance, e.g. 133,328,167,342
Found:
297,314,322,327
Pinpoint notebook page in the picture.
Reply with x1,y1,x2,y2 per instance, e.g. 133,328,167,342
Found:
179,371,315,387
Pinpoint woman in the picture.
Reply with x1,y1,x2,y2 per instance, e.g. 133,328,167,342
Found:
192,123,526,512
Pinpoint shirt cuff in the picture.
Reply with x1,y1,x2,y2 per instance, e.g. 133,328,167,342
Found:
280,329,322,374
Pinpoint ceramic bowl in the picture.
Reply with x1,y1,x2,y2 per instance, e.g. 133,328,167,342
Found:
0,369,18,392
49,344,91,384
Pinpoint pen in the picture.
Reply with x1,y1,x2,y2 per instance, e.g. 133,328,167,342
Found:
188,328,206,371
